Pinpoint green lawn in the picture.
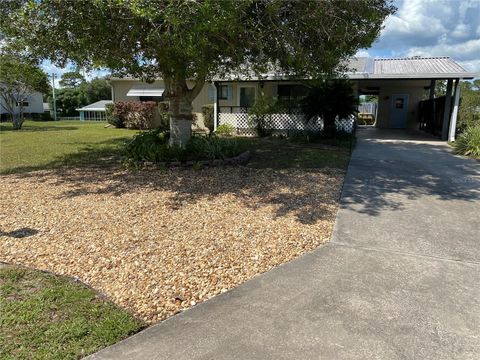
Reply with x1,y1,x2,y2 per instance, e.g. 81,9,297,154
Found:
0,121,137,174
0,264,144,360
0,121,351,173
238,137,351,169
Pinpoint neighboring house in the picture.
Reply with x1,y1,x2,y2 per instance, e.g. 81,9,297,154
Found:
0,91,45,119
76,100,113,121
109,56,477,141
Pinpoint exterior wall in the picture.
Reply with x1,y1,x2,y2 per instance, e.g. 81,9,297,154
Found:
355,79,430,130
110,79,211,114
375,85,426,129
0,91,44,115
112,78,431,131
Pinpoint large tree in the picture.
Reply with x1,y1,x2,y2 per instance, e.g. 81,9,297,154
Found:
59,71,86,88
1,0,395,144
0,54,49,129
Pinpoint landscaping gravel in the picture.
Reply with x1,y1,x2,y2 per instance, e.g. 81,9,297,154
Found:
0,166,344,324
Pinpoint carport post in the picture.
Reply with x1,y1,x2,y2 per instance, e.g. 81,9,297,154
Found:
448,79,461,142
441,79,453,141
213,82,218,131
429,80,436,99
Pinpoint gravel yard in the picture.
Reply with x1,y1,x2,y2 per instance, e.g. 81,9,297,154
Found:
1,166,344,324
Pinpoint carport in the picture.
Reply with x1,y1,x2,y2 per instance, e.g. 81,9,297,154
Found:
349,56,477,141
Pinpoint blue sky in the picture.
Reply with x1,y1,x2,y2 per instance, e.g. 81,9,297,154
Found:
42,0,480,85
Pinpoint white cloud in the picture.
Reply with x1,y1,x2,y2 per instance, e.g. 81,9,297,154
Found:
407,38,480,60
371,0,480,74
355,49,370,57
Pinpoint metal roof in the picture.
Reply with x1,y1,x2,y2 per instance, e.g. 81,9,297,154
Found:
76,100,113,112
372,56,472,78
109,56,477,83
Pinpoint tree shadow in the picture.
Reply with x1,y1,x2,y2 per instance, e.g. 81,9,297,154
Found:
0,124,79,132
0,227,39,238
1,137,130,174
13,164,343,225
340,137,480,216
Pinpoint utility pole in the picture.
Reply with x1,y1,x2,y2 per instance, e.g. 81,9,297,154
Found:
52,73,57,121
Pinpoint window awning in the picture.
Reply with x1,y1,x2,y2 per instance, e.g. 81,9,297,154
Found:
126,85,165,97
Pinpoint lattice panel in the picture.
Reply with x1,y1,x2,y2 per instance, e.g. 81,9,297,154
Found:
219,112,355,135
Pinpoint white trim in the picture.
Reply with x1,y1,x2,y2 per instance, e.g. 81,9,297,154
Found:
213,82,218,131
448,80,461,142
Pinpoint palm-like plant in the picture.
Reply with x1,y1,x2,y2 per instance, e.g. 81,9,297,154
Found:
301,79,358,135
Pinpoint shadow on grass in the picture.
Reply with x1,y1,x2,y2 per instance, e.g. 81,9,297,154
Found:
0,123,79,132
1,137,130,175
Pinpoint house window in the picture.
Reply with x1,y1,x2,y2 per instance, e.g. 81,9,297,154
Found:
16,101,29,107
277,85,307,104
218,85,229,100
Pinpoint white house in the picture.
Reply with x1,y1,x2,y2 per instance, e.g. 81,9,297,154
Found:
0,90,45,118
109,56,477,141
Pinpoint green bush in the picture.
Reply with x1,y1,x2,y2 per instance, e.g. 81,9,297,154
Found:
202,104,214,132
216,123,235,137
453,125,480,158
185,135,244,160
248,95,281,137
123,130,245,164
123,129,183,163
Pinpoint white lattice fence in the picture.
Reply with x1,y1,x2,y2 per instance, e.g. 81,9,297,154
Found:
218,112,355,135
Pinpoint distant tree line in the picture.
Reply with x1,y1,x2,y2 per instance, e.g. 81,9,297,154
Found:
50,72,111,117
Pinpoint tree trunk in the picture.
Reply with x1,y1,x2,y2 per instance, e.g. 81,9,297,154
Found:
12,113,23,130
323,112,336,136
164,75,205,147
164,76,193,147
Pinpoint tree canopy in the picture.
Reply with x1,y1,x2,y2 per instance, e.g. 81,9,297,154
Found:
1,0,395,143
59,71,86,88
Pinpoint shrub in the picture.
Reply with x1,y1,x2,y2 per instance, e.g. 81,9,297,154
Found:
123,130,245,164
301,79,358,135
41,112,53,121
185,135,244,160
123,101,157,130
453,125,480,158
123,129,184,163
202,104,214,132
107,101,159,130
248,95,281,137
216,123,236,137
106,103,123,128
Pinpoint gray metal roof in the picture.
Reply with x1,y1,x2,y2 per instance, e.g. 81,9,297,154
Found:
373,57,470,77
76,100,113,112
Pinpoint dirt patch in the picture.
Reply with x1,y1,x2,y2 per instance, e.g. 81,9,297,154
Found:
0,166,344,324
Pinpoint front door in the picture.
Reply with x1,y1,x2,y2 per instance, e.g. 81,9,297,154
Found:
239,86,256,108
390,94,409,128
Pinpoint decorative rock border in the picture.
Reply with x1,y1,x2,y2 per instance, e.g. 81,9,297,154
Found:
141,150,251,169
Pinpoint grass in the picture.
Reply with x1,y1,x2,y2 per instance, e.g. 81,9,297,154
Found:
0,121,137,174
0,121,351,173
237,137,351,169
0,264,144,360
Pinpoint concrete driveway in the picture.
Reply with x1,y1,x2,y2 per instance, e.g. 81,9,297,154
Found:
88,128,480,360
